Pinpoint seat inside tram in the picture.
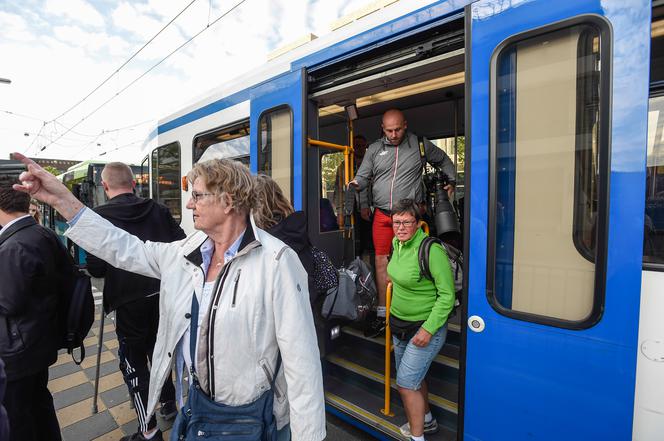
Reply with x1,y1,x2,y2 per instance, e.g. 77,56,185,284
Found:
305,16,466,441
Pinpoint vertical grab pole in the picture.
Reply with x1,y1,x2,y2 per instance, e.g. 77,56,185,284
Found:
381,282,394,417
91,310,105,413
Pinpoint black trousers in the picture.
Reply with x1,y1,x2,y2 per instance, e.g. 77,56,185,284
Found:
3,368,61,441
116,295,175,432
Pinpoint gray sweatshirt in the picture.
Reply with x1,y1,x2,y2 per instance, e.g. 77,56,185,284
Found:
354,132,455,211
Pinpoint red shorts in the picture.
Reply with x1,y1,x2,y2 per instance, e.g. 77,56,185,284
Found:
372,209,394,255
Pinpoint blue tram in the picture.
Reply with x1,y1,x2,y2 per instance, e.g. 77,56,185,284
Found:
138,1,661,439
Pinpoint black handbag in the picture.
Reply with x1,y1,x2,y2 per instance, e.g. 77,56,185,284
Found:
389,315,424,342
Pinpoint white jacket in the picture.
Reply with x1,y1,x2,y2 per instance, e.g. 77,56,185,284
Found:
66,209,326,441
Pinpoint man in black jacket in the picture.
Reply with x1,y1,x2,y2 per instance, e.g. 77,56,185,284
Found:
86,162,185,441
0,175,69,441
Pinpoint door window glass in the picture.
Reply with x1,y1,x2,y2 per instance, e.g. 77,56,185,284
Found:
258,107,292,202
491,23,607,325
320,150,344,232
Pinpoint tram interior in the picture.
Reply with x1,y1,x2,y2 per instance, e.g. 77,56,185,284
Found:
306,17,466,441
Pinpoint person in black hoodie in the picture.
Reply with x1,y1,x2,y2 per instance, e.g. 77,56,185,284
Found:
253,174,337,357
0,175,71,441
86,162,185,441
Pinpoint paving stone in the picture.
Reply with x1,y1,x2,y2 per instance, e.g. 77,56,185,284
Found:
100,383,130,408
108,401,136,427
96,371,125,393
50,361,83,380
84,360,119,381
104,338,119,349
121,418,139,436
91,427,125,441
49,371,88,393
60,410,118,441
56,397,107,428
53,382,95,410
80,350,115,369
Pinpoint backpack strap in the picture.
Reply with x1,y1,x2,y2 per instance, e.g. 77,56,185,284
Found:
418,236,445,282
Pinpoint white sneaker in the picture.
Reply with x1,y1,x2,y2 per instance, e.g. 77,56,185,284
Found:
399,419,439,438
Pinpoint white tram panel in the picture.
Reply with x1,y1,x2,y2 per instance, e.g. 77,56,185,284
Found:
633,270,664,441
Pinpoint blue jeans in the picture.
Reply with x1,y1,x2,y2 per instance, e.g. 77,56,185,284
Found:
393,324,447,390
277,424,290,441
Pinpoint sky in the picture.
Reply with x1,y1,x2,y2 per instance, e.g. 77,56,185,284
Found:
0,0,375,164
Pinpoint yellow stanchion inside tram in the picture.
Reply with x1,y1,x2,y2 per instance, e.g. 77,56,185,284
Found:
381,282,394,417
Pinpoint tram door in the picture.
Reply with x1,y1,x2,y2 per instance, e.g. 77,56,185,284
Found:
249,69,306,210
464,0,650,440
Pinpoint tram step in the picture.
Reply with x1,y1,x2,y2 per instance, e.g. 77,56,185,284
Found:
340,326,460,373
324,350,458,431
324,375,456,441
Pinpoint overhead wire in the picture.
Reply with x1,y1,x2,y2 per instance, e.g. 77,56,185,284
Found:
51,0,201,123
39,0,249,154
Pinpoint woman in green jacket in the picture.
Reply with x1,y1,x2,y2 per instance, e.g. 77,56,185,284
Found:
387,199,455,441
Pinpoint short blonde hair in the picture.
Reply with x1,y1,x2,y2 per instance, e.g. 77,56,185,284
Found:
253,174,294,229
187,159,255,215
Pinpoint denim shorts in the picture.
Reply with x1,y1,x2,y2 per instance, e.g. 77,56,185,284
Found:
393,324,447,390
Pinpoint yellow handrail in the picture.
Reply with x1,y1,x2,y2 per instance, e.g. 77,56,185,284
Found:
381,282,395,417
308,137,356,235
420,220,429,235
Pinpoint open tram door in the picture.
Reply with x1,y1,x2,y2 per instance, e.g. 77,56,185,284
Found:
249,69,307,212
464,0,650,439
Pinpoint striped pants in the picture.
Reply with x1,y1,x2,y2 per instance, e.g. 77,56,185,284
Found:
116,297,175,432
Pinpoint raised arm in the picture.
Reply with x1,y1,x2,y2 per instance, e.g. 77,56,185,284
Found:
12,153,85,220
12,152,165,279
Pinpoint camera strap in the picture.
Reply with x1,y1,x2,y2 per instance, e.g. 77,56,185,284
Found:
417,135,428,173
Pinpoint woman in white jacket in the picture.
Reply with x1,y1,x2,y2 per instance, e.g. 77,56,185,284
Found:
12,153,326,441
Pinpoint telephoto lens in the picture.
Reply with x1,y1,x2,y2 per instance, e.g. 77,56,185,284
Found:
430,170,461,247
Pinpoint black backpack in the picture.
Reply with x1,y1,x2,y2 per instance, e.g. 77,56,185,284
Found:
418,236,463,310
54,236,95,365
60,269,95,364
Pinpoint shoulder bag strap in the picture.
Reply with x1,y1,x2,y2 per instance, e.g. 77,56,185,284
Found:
189,292,199,380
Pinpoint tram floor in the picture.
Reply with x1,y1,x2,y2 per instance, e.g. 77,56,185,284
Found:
50,304,383,440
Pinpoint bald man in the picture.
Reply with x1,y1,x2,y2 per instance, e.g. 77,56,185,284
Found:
85,162,185,441
349,109,455,337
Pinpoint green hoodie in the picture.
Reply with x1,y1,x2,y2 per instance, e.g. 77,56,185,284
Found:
387,228,455,335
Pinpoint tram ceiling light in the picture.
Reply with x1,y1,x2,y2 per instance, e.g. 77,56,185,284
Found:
345,104,359,121
319,72,465,116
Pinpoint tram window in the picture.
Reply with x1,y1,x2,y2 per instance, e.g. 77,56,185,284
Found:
193,121,250,165
490,23,608,325
258,107,292,202
151,142,182,223
644,95,664,265
320,150,344,232
138,155,149,198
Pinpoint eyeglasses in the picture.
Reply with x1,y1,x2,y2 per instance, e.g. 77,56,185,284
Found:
392,220,416,228
190,191,215,203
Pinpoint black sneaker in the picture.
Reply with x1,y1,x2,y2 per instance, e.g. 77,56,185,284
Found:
364,317,386,338
120,429,164,441
158,400,177,420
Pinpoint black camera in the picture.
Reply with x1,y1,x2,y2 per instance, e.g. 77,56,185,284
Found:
423,168,460,246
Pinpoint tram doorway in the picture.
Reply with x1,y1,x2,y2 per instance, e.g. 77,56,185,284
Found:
304,15,466,441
